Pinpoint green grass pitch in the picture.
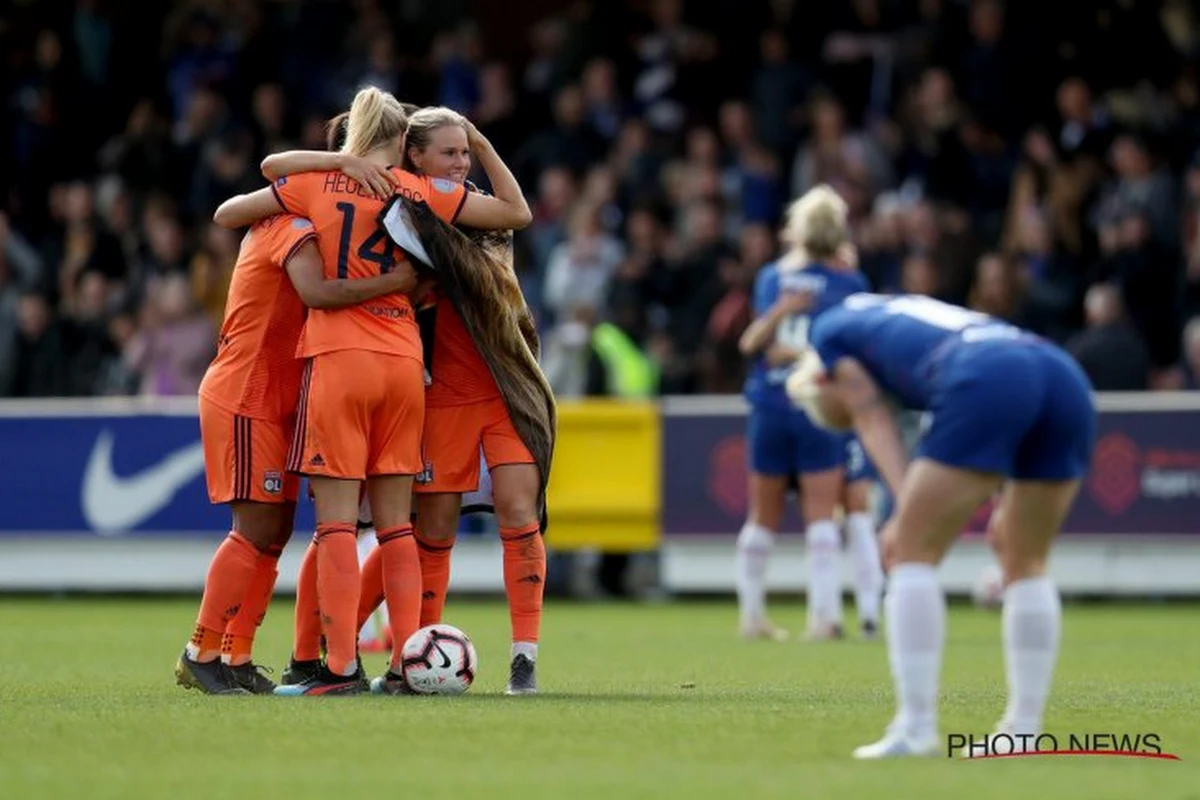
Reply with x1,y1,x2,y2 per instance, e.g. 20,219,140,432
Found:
1,597,1196,799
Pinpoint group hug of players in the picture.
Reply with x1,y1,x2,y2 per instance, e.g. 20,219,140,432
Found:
176,87,543,697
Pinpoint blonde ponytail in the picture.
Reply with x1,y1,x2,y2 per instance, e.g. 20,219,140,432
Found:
335,87,409,157
780,184,850,265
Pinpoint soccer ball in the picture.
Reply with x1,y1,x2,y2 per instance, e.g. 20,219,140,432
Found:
400,624,478,695
971,563,1005,609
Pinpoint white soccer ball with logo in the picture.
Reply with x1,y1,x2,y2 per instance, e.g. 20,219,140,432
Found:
400,624,478,695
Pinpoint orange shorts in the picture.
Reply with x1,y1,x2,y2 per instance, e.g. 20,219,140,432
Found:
199,396,300,504
289,350,425,480
415,396,535,494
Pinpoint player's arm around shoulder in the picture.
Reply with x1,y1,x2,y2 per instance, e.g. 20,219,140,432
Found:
739,270,810,357
284,240,417,309
455,122,532,231
261,151,398,199
214,186,285,229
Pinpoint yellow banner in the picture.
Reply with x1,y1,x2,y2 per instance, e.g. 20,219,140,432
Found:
544,400,660,552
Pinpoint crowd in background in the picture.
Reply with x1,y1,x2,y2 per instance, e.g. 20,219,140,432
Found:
5,0,1200,399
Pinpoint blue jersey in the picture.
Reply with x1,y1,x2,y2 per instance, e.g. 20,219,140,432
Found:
810,293,1096,481
808,293,1021,409
743,262,870,410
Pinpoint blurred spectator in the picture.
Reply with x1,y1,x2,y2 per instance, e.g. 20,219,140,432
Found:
0,253,23,393
473,62,521,161
1094,134,1180,250
189,130,259,218
1066,283,1150,391
164,10,235,123
541,304,603,399
697,225,768,392
1094,209,1182,368
138,197,191,283
580,58,624,143
433,25,483,113
631,0,718,134
900,252,939,296
1054,77,1111,162
0,212,43,290
855,193,905,291
61,269,119,396
4,291,68,397
967,252,1023,322
124,273,216,396
609,117,663,207
718,100,785,230
542,202,624,326
190,224,240,331
250,83,292,159
957,0,1021,136
519,166,579,311
791,92,893,205
899,68,973,208
515,84,607,186
750,28,811,156
97,100,175,195
42,180,127,307
2,0,1200,398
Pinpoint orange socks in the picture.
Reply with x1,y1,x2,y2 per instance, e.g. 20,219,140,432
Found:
189,531,261,662
292,539,322,661
223,544,282,666
415,530,455,627
500,523,546,645
357,544,385,631
315,523,360,676
376,525,421,670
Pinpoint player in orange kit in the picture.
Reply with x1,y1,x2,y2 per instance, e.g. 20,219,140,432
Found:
213,87,531,695
177,210,420,695
263,106,546,695
399,108,546,695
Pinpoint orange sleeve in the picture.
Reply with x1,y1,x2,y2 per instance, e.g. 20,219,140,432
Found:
271,172,323,217
266,215,318,267
394,171,468,224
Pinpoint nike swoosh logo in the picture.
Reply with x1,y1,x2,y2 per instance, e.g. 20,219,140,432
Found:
432,642,452,669
81,429,207,534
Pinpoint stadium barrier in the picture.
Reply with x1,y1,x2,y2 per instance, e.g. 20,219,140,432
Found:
544,400,660,553
658,394,1200,597
0,394,1198,595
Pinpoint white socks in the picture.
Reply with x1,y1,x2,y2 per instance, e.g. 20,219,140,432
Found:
846,512,883,626
735,523,774,627
884,563,944,739
805,520,842,627
512,641,538,661
1001,576,1061,735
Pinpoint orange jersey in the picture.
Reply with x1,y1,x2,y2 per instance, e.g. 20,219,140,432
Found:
272,169,468,360
199,214,314,422
426,290,501,407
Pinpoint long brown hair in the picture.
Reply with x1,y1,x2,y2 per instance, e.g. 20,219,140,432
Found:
400,196,553,521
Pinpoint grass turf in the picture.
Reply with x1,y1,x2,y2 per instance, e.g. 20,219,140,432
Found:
0,597,1196,799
